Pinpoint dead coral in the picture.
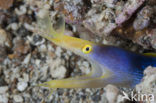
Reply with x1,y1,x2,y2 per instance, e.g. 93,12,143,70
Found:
83,6,116,35
113,3,156,49
83,0,146,36
54,0,90,24
133,6,153,30
115,0,146,26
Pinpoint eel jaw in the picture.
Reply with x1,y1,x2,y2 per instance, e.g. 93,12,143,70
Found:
37,72,111,89
38,62,112,89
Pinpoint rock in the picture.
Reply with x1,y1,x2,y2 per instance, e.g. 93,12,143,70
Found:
17,25,31,37
50,65,67,79
150,29,156,49
105,85,119,103
49,58,67,79
15,5,27,16
78,61,91,75
0,86,8,94
8,23,19,31
91,0,117,4
115,0,146,25
40,65,49,80
13,38,31,55
13,95,23,103
0,94,8,103
83,7,116,35
0,28,11,47
32,35,45,46
133,6,153,30
116,95,125,103
17,82,28,92
18,73,29,82
0,46,7,63
113,4,156,49
101,93,108,103
23,73,29,82
136,66,156,91
133,18,149,30
91,94,101,102
24,23,35,32
38,44,47,52
55,47,63,57
23,53,31,64
53,0,87,24
35,59,41,66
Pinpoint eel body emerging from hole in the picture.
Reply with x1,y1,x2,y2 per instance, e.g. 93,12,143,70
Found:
37,10,156,89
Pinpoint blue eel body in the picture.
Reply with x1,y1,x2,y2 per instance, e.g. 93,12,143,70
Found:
91,45,156,87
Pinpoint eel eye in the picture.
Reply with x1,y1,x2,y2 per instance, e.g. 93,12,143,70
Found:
82,45,92,54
